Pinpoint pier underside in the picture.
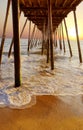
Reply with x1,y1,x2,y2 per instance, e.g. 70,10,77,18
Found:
20,0,82,31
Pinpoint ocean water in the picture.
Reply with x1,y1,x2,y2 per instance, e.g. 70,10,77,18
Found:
0,38,83,109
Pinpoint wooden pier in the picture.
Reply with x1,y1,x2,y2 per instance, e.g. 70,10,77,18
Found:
0,0,83,87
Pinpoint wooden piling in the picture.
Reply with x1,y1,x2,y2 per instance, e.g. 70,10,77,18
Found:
64,19,72,57
59,26,62,50
8,38,14,58
8,11,21,58
27,21,31,52
0,0,11,64
54,31,56,47
8,17,27,58
47,38,50,63
12,0,21,87
47,25,50,63
41,22,46,55
48,0,54,70
55,30,58,47
61,23,66,53
73,10,82,63
20,18,28,37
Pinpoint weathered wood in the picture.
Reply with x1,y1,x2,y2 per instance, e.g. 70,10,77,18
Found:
25,14,66,18
20,0,82,32
59,26,62,50
0,0,11,64
8,17,27,58
63,0,68,7
48,0,54,70
61,23,66,53
8,11,21,58
47,38,50,63
12,0,21,87
20,18,28,37
27,20,31,52
8,38,14,58
41,22,46,55
55,30,58,47
21,6,75,11
64,19,72,57
53,30,56,47
73,10,82,63
47,25,50,63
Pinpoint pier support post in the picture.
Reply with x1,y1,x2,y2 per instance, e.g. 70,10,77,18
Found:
54,31,56,47
41,22,46,55
59,26,62,50
55,30,58,47
20,18,28,37
8,38,14,58
48,0,54,70
47,38,50,63
12,0,21,87
61,23,66,53
0,0,10,64
64,19,72,57
73,10,82,63
47,25,50,63
27,21,31,53
8,16,27,58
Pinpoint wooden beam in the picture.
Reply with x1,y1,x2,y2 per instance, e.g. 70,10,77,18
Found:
70,0,78,6
73,10,82,63
63,0,68,7
26,1,32,6
21,6,75,11
64,19,72,57
55,0,58,7
61,23,66,53
12,0,21,87
25,14,67,18
37,0,41,6
0,0,11,64
20,0,25,5
48,0,54,70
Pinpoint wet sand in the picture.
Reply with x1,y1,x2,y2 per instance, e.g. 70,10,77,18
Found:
0,95,83,130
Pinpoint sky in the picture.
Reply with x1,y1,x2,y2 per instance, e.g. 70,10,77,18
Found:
0,0,83,40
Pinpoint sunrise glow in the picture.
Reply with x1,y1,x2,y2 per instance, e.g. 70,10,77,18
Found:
68,27,76,40
0,1,83,40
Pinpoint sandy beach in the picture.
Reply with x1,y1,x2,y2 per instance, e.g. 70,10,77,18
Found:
0,95,83,130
